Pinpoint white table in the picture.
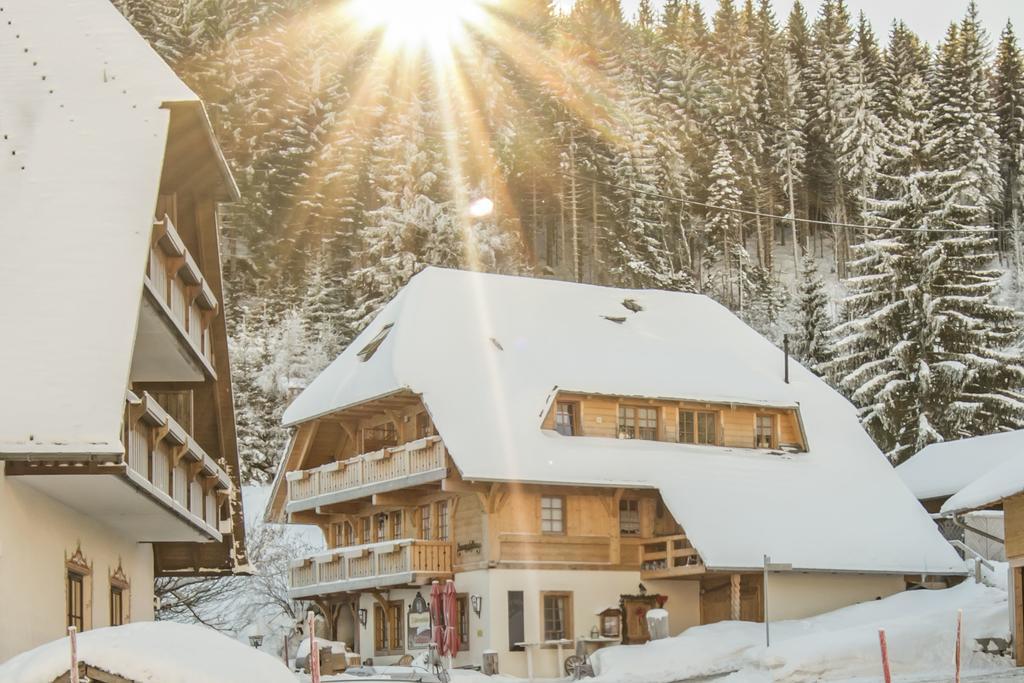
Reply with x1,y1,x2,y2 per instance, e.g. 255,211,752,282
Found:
514,639,574,681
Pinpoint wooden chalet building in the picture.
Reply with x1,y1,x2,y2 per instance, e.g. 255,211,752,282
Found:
941,450,1024,664
0,0,246,661
265,268,962,677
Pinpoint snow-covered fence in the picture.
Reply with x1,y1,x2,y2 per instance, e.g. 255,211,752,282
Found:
287,437,446,505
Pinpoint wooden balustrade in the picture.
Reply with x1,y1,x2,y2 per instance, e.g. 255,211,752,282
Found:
288,540,453,597
286,437,446,508
124,391,230,537
639,533,705,579
145,216,218,370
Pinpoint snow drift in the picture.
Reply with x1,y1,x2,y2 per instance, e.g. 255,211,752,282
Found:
0,621,295,683
591,582,1010,683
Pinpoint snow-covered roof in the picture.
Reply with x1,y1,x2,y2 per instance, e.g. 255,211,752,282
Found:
896,431,1024,501
942,452,1024,514
0,621,295,683
0,0,233,455
282,268,963,575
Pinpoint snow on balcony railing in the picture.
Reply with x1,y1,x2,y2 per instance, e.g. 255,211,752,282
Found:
639,533,705,579
288,539,453,594
287,436,446,506
145,216,218,371
124,391,231,538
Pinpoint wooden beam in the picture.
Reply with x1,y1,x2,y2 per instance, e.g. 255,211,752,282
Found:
371,492,410,507
441,477,487,495
294,421,320,472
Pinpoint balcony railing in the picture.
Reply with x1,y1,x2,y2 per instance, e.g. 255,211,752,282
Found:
285,436,447,513
288,539,453,598
145,215,218,372
125,391,231,538
639,533,705,579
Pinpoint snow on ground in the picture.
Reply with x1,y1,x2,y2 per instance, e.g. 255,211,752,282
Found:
0,621,295,683
587,581,1010,683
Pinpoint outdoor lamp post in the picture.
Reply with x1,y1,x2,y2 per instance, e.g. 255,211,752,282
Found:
249,633,264,648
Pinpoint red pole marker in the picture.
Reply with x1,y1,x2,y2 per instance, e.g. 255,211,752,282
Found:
878,628,892,683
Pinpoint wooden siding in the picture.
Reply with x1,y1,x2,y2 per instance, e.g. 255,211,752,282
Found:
1005,493,1024,560
544,393,805,450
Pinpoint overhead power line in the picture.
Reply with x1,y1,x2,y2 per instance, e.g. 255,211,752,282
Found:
556,170,1017,235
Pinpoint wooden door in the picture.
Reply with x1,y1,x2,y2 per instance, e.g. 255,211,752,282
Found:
700,576,763,625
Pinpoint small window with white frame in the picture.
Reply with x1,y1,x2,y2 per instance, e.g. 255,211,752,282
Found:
541,495,565,534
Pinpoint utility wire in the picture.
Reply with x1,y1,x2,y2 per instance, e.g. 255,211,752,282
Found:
556,170,1018,235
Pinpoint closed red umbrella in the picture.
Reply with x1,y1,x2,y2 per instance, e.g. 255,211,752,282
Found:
429,580,445,655
442,579,459,660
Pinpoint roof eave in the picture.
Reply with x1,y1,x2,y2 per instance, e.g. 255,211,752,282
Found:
161,100,240,202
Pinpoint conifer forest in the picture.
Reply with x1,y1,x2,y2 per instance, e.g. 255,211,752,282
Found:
114,0,1024,475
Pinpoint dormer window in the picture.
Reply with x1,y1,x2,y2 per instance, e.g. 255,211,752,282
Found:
619,406,658,441
555,402,578,436
679,410,719,445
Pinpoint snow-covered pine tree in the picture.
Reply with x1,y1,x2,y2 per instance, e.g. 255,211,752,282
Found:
772,52,808,268
790,257,832,368
706,141,746,309
931,6,1002,225
994,21,1024,277
807,0,856,276
836,64,884,226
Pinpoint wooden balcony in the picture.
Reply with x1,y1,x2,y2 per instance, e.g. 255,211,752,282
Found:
640,534,705,579
144,215,218,376
5,392,231,542
288,539,454,598
123,390,231,539
285,436,447,514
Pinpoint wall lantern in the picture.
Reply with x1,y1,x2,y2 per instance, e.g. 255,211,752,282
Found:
358,608,368,627
470,594,483,618
248,634,264,648
412,592,428,614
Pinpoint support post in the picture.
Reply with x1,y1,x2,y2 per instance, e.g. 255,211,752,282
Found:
730,574,741,621
68,626,79,683
879,629,892,683
955,609,963,683
763,555,770,647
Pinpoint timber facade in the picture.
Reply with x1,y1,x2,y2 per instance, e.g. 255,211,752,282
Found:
269,390,902,677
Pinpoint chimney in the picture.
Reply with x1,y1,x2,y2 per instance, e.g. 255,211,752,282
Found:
783,334,790,384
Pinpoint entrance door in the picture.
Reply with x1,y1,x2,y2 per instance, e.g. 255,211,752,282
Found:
700,576,763,625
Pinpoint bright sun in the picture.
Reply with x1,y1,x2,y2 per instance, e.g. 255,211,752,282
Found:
347,0,489,54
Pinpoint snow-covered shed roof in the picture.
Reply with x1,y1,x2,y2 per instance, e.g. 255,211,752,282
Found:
0,621,295,683
896,431,1024,502
282,268,963,575
0,0,235,455
942,449,1024,514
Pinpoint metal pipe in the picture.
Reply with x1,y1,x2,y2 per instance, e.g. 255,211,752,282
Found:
783,335,790,384
950,515,1005,545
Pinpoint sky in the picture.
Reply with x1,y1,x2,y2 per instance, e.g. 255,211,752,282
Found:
555,1,1024,47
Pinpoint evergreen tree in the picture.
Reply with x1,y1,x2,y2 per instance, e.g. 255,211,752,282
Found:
994,21,1024,276
791,258,832,368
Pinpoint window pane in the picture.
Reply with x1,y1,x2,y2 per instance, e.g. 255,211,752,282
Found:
390,511,403,539
637,407,658,441
420,505,432,540
679,411,695,443
110,587,123,626
375,514,386,542
756,415,774,448
697,412,717,444
437,501,449,541
555,403,576,436
618,406,635,439
541,496,564,533
543,595,569,640
619,499,640,536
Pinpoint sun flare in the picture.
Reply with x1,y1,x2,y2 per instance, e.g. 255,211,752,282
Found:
346,0,489,54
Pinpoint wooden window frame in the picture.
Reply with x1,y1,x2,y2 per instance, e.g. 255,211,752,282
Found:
436,500,450,542
678,410,695,443
540,495,566,535
109,563,130,627
415,411,435,439
374,600,406,656
390,510,403,539
540,591,573,643
362,516,371,544
618,498,641,536
420,504,432,541
67,569,85,632
618,405,659,441
375,513,387,542
457,594,470,649
696,410,719,446
554,401,580,436
66,545,92,632
755,414,777,449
